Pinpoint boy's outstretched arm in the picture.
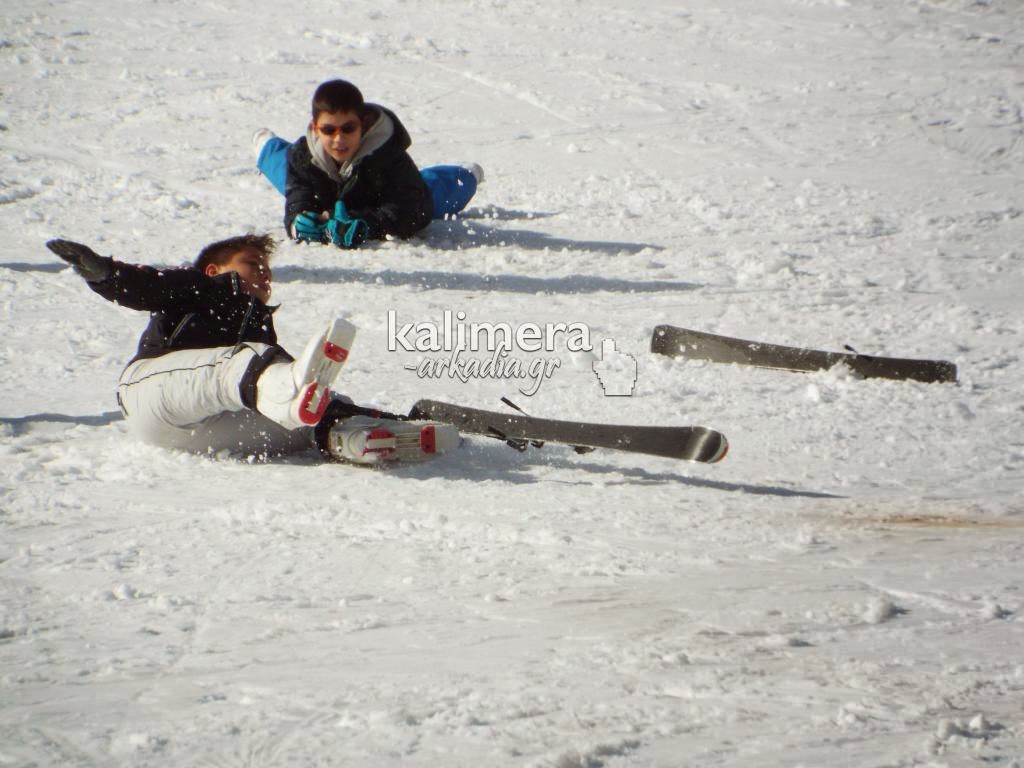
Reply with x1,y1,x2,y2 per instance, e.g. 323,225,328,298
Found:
46,238,246,313
46,239,114,283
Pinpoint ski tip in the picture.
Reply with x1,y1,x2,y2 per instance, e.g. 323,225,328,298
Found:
693,431,729,463
709,436,729,463
683,428,729,463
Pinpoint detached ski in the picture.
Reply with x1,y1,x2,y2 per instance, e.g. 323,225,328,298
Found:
651,325,957,384
406,399,728,464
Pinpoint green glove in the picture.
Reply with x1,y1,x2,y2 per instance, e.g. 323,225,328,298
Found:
293,212,328,243
325,201,369,249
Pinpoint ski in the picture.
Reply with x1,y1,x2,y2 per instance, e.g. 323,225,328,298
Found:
406,399,728,464
651,325,957,384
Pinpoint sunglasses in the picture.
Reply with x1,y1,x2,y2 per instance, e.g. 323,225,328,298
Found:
316,120,361,136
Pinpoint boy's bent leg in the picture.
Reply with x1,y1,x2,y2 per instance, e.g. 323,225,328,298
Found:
254,318,356,430
420,165,480,218
118,320,355,455
255,135,293,196
118,344,300,453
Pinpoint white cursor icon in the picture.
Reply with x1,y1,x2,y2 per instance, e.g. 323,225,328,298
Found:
592,338,637,396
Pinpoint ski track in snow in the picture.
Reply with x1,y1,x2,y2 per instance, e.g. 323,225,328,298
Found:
2,0,1023,765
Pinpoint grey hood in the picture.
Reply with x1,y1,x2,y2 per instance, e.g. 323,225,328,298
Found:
305,107,395,185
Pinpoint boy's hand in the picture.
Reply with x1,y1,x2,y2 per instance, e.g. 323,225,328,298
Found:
46,239,114,282
294,212,328,243
326,201,369,249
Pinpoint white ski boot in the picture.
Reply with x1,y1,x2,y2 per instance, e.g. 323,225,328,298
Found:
252,127,275,159
463,162,484,185
324,415,459,465
256,318,356,430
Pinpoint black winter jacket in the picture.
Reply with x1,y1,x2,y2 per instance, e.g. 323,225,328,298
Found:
284,105,433,241
87,260,278,363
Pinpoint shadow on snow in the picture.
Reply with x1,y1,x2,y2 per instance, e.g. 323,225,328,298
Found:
1,412,840,499
0,411,123,437
318,439,844,499
0,262,68,274
422,213,664,255
274,264,698,295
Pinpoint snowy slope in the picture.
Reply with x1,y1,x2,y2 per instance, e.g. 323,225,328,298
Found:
2,0,1023,765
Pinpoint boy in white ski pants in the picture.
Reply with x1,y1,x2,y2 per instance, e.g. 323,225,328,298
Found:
117,343,315,456
47,236,456,464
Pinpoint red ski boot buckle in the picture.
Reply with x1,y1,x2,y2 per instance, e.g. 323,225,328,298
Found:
323,342,349,363
363,428,397,457
420,425,437,454
297,382,329,425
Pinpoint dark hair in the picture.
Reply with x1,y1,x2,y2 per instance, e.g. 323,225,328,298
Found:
194,233,275,272
311,79,366,120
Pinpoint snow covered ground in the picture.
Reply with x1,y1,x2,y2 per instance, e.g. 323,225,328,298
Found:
2,0,1023,765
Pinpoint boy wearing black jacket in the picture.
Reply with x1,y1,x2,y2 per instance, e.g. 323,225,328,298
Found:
255,79,482,247
45,235,457,462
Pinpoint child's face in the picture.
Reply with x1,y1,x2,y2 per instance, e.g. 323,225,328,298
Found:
313,110,364,164
205,247,272,304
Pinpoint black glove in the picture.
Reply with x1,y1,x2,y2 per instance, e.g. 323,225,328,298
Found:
46,239,114,283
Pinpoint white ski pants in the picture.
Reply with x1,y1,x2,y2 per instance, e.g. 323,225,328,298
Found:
117,344,314,456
